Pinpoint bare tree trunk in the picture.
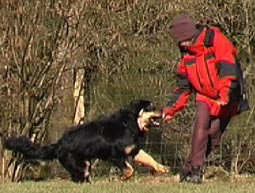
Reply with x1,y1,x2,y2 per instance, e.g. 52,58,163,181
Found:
73,68,85,125
0,0,86,181
0,138,3,180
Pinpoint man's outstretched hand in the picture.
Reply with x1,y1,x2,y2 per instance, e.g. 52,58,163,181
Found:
162,108,174,123
216,100,227,106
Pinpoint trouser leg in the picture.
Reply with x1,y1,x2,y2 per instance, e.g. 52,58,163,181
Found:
205,117,231,158
190,102,211,168
181,102,210,176
181,102,232,183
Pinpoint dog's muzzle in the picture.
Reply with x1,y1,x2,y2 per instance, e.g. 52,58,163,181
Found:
138,110,162,132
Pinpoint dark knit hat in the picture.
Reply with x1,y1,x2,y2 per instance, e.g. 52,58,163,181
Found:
169,14,198,43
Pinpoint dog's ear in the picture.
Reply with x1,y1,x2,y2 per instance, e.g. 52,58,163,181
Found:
138,108,144,117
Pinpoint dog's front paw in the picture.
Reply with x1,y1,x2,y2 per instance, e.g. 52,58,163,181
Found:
153,164,169,174
121,165,134,181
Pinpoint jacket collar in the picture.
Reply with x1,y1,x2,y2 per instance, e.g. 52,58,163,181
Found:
187,27,207,56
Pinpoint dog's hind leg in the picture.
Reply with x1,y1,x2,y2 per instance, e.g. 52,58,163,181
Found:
58,153,85,183
84,160,92,183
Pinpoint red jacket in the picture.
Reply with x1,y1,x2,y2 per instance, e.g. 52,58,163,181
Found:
164,27,240,117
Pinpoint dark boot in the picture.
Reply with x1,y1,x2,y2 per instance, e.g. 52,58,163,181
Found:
180,170,191,182
188,166,203,184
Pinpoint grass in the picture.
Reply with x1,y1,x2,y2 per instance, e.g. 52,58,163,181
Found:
1,176,255,193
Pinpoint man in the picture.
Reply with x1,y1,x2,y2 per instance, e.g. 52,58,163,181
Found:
162,14,249,183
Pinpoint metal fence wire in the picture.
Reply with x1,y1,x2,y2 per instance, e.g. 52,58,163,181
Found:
138,124,255,176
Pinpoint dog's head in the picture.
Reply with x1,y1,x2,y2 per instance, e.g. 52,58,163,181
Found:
127,100,162,132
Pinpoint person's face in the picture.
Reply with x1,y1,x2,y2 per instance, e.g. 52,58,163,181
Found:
179,40,193,47
178,39,193,52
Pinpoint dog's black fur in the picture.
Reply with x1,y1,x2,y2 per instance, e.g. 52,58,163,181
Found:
4,100,162,183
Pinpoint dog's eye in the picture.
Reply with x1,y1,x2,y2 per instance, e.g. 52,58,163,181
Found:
143,105,155,112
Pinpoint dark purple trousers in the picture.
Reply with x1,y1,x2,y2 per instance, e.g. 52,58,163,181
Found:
183,101,231,173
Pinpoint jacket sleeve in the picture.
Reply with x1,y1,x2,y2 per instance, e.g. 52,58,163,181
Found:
213,28,239,104
163,59,192,117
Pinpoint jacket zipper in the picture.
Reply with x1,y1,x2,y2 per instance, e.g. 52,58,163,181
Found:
204,57,215,89
195,63,204,89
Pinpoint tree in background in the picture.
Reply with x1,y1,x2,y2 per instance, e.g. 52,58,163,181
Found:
0,0,90,181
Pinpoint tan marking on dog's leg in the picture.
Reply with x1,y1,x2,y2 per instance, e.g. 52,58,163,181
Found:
84,161,91,183
134,150,169,173
124,144,136,155
121,161,134,180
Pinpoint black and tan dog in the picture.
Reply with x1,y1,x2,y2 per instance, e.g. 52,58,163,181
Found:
4,100,168,183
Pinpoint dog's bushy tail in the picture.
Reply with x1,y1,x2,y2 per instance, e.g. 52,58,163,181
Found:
5,136,57,161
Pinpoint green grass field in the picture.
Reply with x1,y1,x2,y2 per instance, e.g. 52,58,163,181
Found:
1,176,255,193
